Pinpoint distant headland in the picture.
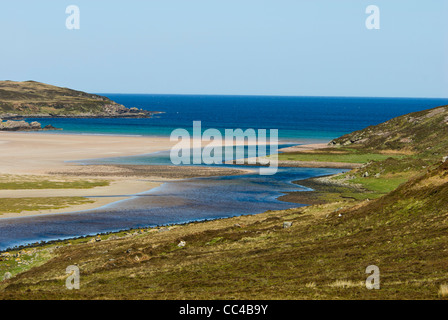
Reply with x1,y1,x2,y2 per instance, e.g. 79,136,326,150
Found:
0,80,155,120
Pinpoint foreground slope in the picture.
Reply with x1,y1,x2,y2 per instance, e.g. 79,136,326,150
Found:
0,160,447,299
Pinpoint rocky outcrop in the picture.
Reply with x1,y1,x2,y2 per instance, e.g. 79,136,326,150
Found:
0,119,61,131
42,124,61,130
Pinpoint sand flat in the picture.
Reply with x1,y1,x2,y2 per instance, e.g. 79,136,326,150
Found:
278,143,329,152
0,178,161,199
0,132,176,175
0,132,177,218
0,179,164,219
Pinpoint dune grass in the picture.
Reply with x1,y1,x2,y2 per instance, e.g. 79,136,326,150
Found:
0,175,109,190
0,197,94,214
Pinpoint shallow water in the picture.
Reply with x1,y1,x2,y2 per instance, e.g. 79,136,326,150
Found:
76,143,294,166
0,166,344,250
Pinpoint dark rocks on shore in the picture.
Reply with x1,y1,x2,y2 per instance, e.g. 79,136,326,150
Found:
43,124,62,131
0,119,61,131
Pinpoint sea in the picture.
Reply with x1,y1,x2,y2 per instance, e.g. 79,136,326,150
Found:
1,95,447,250
27,95,448,142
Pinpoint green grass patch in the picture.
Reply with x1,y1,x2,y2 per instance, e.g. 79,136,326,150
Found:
0,248,54,281
0,197,94,214
0,179,109,190
350,175,409,194
278,152,400,164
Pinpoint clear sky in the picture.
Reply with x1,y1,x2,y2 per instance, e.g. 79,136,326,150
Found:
0,0,447,97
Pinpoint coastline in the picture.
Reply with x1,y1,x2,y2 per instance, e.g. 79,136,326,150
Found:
0,132,351,252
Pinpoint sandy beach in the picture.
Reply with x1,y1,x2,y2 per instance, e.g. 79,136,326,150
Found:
0,132,253,219
0,132,177,175
0,132,176,218
278,143,329,153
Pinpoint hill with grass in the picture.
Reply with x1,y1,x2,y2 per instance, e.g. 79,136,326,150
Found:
0,81,152,118
328,105,448,194
329,104,448,156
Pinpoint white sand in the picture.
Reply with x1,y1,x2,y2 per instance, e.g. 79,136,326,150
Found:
0,132,175,218
0,132,175,175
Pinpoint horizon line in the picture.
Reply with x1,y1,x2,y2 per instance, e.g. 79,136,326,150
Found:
3,80,448,100
95,92,448,100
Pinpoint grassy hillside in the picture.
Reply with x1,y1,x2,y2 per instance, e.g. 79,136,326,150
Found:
280,105,448,201
0,81,151,118
330,104,448,155
0,161,447,299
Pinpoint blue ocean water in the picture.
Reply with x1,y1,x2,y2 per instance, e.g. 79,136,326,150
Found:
28,95,448,142
3,95,447,250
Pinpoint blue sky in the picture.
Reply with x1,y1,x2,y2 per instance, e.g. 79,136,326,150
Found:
0,0,447,97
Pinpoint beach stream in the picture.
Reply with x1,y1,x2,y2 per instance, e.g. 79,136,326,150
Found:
0,163,344,250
